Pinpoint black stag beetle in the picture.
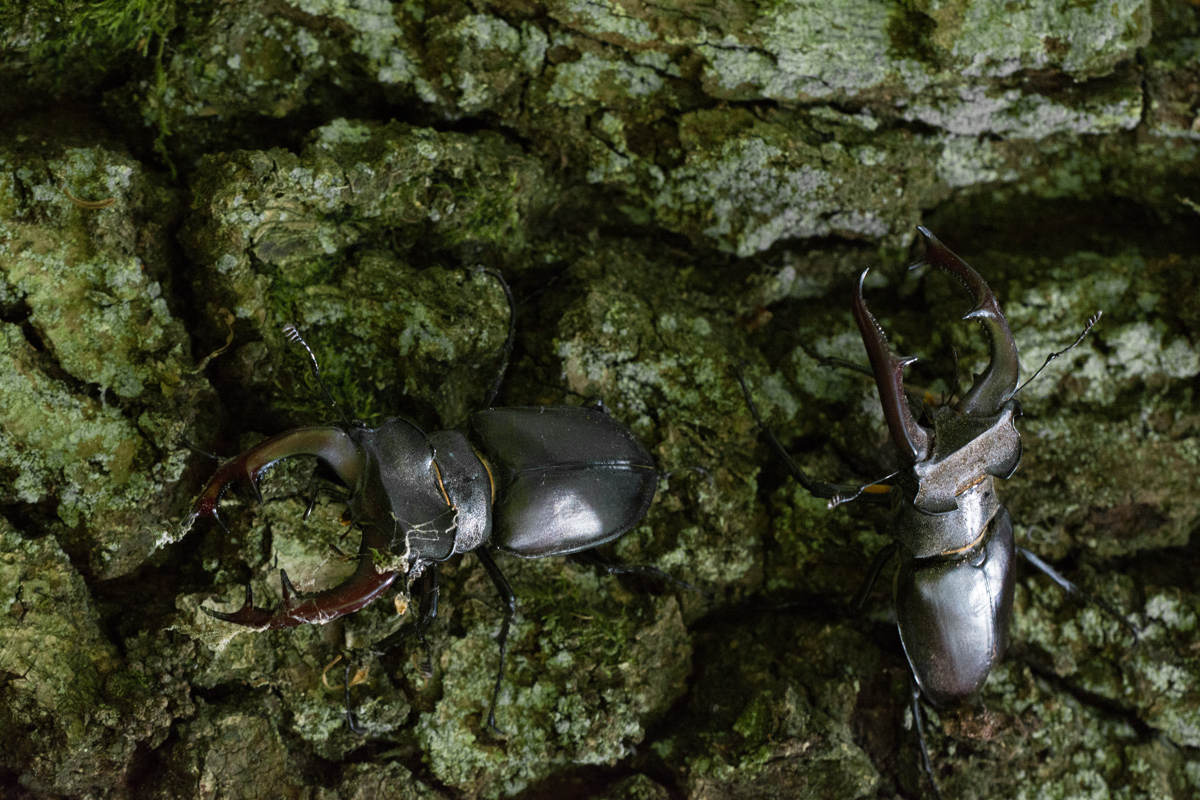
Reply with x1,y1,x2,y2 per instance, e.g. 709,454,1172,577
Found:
739,227,1135,796
188,270,680,732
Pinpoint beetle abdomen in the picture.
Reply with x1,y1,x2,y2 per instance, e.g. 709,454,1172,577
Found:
895,507,1016,707
469,406,658,558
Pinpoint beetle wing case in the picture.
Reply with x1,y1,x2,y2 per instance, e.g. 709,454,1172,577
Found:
894,506,1017,707
469,406,658,558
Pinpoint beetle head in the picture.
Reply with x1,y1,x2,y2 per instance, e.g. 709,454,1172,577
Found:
853,228,1022,515
189,419,458,629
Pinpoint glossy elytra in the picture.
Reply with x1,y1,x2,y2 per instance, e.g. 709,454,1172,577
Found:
739,228,1135,797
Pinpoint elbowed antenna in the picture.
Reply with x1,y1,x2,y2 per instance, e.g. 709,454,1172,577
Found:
852,269,930,463
912,227,1019,416
283,323,351,425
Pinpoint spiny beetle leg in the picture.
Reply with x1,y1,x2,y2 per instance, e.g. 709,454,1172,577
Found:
572,549,708,599
1016,548,1140,640
851,542,899,610
910,676,944,800
735,363,888,506
414,567,440,678
475,547,516,735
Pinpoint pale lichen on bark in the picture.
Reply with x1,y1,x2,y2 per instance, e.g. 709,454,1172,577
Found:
1,0,1199,797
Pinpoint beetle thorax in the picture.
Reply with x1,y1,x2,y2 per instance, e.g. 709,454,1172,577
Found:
911,402,1021,514
891,401,1022,559
893,477,999,559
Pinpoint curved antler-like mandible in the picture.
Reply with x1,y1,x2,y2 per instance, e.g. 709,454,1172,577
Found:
202,551,399,629
853,270,931,463
913,227,1019,416
190,427,400,629
190,427,366,522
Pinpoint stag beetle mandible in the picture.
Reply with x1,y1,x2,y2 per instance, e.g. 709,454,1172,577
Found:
188,272,666,731
739,227,1132,796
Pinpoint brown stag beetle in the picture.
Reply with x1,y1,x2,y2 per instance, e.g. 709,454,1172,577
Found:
187,270,678,733
738,227,1136,797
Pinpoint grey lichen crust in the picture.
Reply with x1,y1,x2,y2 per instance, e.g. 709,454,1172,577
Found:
0,517,193,795
1,0,1200,797
0,143,210,578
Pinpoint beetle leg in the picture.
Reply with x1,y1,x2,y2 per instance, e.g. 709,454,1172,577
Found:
414,567,440,678
1016,548,1140,640
912,227,1019,417
584,396,612,415
909,676,944,800
475,547,516,734
852,270,931,463
282,323,351,425
801,345,931,412
477,268,516,409
179,436,222,463
572,549,708,598
736,364,891,504
851,542,899,610
344,659,367,734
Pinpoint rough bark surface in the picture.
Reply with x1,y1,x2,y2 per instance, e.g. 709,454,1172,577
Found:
1,0,1198,797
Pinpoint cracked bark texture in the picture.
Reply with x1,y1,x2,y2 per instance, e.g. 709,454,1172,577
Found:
1,0,1198,797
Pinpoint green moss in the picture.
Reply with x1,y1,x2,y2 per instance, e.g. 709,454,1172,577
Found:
905,80,1143,138
159,705,311,799
0,518,179,795
549,50,668,108
315,763,447,800
669,616,881,798
0,144,203,577
415,557,690,797
935,656,1182,799
767,482,890,594
553,0,657,45
6,0,1200,794
2,0,185,88
550,243,768,592
181,122,547,424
